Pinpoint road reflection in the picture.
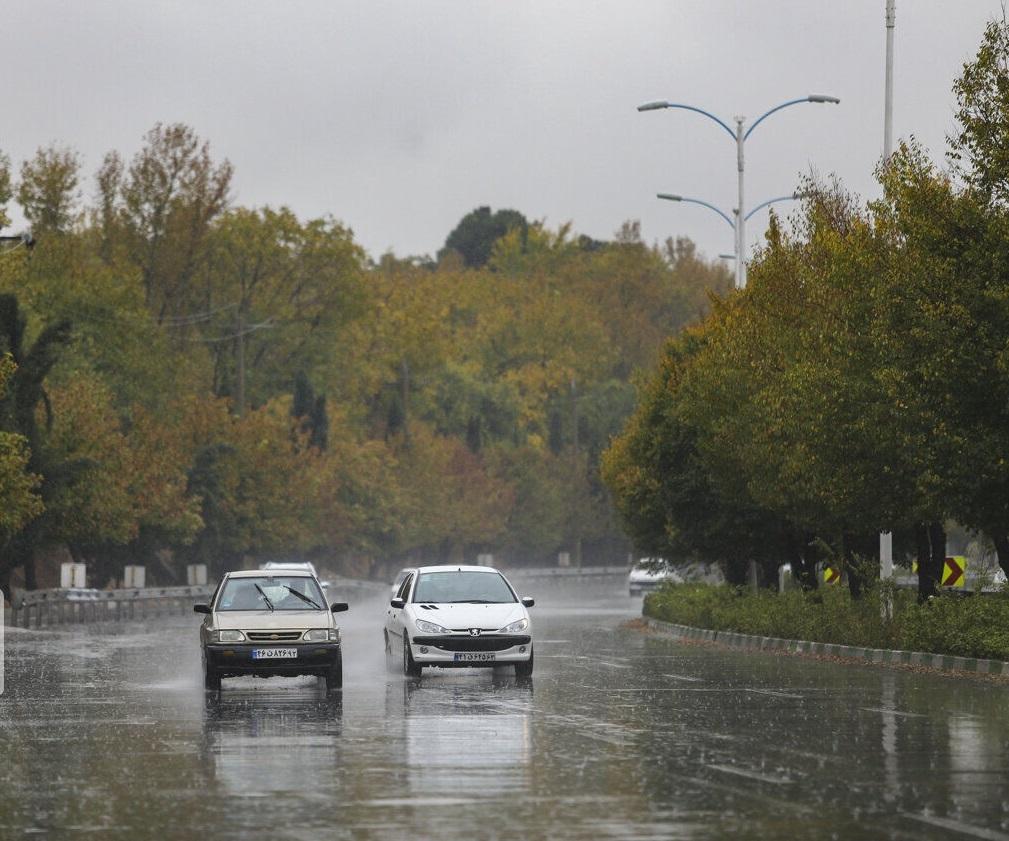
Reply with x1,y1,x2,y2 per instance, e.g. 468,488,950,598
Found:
202,682,343,796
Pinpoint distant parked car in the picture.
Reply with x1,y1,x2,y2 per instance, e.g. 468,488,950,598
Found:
628,560,682,596
385,565,535,678
195,568,348,694
260,561,318,577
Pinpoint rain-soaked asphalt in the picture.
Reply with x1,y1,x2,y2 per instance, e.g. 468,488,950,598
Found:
2,579,1009,840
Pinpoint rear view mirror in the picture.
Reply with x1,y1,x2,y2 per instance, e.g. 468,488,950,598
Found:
521,597,535,608
390,598,405,609
330,602,349,613
193,603,211,614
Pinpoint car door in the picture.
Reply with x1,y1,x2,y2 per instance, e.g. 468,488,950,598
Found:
386,572,414,640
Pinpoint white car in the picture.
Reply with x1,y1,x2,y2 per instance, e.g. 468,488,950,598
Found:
628,560,682,596
259,561,318,576
385,565,535,678
195,568,348,694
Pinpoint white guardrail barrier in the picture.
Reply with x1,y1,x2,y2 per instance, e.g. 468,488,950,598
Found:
5,585,216,629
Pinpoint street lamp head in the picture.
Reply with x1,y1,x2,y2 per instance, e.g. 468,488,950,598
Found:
807,94,840,104
637,101,669,112
656,193,682,202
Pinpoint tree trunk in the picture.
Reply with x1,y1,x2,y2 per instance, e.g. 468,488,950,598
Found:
843,533,864,600
929,520,946,592
915,522,942,603
992,533,1009,580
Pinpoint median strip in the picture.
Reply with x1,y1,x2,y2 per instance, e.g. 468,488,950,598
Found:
641,616,1009,678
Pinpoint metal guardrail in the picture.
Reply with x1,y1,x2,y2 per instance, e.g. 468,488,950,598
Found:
6,585,215,629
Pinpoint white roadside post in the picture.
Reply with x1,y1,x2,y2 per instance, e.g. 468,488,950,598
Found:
880,531,894,619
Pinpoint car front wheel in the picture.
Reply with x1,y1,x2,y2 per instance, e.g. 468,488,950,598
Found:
514,647,534,678
403,636,422,678
325,651,343,693
203,662,221,692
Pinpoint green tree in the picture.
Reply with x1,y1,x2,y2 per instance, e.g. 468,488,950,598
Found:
440,206,528,268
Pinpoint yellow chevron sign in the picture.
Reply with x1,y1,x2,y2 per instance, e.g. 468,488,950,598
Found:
942,555,966,588
823,565,841,585
910,556,967,587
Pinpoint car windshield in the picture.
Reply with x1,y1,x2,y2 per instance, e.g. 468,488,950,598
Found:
216,575,325,611
412,571,516,604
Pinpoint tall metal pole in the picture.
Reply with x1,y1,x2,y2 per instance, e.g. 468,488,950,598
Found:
735,117,746,289
880,0,896,608
883,0,896,161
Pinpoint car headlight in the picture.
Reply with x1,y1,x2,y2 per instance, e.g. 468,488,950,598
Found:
214,629,246,643
499,618,529,634
414,618,450,635
303,628,338,642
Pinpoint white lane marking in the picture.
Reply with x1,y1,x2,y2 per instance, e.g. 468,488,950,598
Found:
661,673,704,683
706,764,794,786
902,813,1009,840
746,688,803,700
597,661,631,669
861,707,926,718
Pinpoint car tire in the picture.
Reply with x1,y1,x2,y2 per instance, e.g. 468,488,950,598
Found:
403,635,422,679
514,647,534,678
325,651,343,693
204,663,221,692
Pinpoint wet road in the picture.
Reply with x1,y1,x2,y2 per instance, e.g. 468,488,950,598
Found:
2,580,1009,840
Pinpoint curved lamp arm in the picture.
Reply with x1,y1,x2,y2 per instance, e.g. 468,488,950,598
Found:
657,193,734,229
745,95,840,141
744,194,804,221
638,101,736,141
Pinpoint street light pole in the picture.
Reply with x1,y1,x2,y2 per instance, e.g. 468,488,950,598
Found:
735,117,746,288
883,0,896,161
656,192,805,265
639,95,839,288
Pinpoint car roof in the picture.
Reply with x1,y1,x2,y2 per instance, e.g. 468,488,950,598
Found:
226,568,316,579
414,564,503,574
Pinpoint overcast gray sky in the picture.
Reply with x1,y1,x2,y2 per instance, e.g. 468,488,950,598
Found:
3,1,1004,263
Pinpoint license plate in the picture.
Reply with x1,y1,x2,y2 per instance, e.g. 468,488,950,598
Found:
251,648,298,660
454,652,496,662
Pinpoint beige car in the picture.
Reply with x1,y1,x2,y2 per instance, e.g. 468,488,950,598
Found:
195,569,348,694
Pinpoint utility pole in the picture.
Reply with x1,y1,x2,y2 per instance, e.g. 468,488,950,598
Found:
880,0,896,612
883,0,896,161
235,306,246,418
571,378,582,570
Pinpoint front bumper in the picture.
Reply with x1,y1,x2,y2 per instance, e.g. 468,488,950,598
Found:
409,634,532,667
204,642,341,677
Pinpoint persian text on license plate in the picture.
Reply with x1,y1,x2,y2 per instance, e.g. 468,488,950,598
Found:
251,648,298,660
454,652,495,662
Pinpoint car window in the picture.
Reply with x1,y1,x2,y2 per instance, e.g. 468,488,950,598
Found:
396,573,414,601
216,575,325,611
412,571,516,604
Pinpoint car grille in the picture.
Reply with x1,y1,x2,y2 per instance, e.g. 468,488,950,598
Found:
246,631,303,642
412,635,531,652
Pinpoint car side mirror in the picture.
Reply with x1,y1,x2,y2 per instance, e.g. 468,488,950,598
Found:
521,597,535,608
330,602,349,613
390,598,405,609
193,603,211,614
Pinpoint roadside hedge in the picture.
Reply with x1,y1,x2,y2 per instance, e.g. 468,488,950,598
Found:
644,583,1009,661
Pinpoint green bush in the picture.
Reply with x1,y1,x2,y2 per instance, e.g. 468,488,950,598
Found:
644,583,1009,660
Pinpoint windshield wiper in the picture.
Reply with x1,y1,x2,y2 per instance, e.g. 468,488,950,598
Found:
449,599,498,604
283,585,322,610
254,583,275,611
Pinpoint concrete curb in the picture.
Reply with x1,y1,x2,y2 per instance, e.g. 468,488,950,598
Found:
642,616,1009,676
